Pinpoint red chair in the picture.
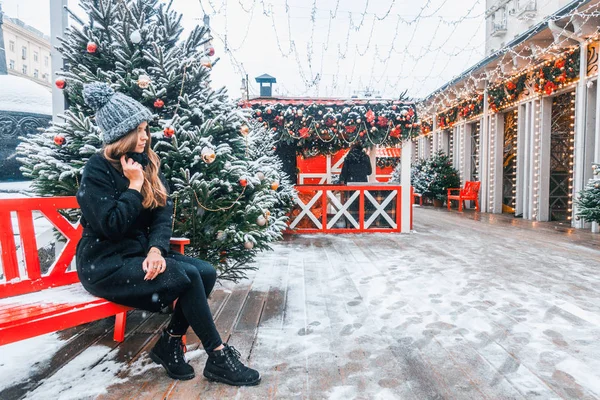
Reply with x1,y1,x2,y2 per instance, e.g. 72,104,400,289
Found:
447,181,480,212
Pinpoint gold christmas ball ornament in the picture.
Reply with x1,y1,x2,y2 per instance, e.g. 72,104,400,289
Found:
271,181,280,191
137,74,151,88
244,241,255,250
200,56,212,69
201,147,216,164
264,210,271,219
240,125,250,135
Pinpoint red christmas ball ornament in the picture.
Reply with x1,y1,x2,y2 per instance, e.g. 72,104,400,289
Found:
239,178,248,187
86,42,98,54
55,78,66,89
207,47,215,56
392,105,397,110
163,126,175,138
53,135,65,146
256,110,262,116
154,99,164,108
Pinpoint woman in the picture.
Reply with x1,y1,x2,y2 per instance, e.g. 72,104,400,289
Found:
339,142,372,184
76,82,260,386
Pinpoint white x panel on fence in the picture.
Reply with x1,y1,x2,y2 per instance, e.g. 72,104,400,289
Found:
364,190,398,229
326,190,360,229
289,192,323,229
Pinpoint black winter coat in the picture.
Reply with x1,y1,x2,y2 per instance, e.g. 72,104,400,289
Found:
76,152,192,312
339,148,372,183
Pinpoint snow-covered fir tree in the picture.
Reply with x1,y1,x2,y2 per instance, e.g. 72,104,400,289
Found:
576,163,600,224
17,0,294,281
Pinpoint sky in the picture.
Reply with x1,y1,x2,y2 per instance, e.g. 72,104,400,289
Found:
0,0,487,100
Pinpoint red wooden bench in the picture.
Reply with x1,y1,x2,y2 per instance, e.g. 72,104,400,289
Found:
447,181,481,212
0,197,189,346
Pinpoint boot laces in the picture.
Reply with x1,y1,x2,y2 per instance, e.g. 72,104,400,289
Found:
171,337,187,363
224,344,244,370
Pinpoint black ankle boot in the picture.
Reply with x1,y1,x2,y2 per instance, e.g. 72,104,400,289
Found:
150,330,195,380
203,344,261,386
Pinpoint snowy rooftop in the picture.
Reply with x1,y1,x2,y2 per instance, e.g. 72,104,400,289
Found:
0,75,52,116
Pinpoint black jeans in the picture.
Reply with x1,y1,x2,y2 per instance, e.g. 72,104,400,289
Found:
165,253,222,353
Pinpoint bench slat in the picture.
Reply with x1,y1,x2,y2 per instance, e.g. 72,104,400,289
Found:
0,301,131,346
0,299,109,329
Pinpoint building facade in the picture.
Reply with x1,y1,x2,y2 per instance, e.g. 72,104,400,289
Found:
2,14,52,88
486,0,575,55
420,0,600,232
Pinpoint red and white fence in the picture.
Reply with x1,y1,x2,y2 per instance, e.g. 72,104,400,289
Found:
287,185,413,234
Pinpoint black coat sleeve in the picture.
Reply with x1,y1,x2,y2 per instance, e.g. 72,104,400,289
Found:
77,156,144,241
147,173,173,256
365,157,372,176
339,161,348,184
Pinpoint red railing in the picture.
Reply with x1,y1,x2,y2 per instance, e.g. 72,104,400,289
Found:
287,185,413,234
0,197,82,298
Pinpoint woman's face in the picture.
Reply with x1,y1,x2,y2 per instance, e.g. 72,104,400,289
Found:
134,122,149,153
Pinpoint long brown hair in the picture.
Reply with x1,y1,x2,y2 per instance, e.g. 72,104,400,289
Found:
103,126,168,209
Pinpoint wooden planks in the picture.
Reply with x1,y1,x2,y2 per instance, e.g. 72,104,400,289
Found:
6,206,600,399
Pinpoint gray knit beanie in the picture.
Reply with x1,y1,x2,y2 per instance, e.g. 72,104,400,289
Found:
83,82,153,144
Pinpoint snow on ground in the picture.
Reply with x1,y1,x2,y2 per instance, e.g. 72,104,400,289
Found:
23,345,125,400
0,333,65,392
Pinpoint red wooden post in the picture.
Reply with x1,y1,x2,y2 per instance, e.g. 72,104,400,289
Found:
0,211,19,282
397,186,402,233
359,189,365,231
321,188,327,232
17,210,42,280
113,312,126,342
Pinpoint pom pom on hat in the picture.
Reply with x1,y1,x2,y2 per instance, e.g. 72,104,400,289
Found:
83,82,116,111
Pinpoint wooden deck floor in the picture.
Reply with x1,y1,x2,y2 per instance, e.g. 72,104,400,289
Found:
3,206,600,399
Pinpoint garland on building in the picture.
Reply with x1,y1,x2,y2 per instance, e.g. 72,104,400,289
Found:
421,120,433,135
437,106,459,129
437,95,484,129
245,101,419,157
423,47,583,128
488,74,528,111
533,48,580,95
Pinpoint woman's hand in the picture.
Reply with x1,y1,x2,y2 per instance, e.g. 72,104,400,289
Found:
143,249,166,280
120,155,144,192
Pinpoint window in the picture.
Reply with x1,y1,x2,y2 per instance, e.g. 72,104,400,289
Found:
44,56,49,66
9,41,15,52
21,46,27,60
22,65,27,75
491,7,507,36
42,73,48,81
9,60,15,70
34,51,38,62
34,69,39,78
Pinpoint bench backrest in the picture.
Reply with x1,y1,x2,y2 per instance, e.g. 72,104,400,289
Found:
462,181,481,197
0,197,82,299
